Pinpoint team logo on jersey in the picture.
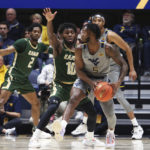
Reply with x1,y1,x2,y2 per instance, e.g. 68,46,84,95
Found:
9,103,13,107
88,58,99,66
99,53,104,56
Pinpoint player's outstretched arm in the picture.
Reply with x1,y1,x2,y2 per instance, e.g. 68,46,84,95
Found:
43,8,61,57
108,31,137,81
0,46,16,56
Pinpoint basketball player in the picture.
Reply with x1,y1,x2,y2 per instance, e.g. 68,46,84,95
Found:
91,14,143,139
28,8,103,148
52,23,128,147
72,14,143,139
0,23,49,127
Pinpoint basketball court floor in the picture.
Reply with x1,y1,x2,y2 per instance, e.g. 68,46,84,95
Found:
0,135,149,150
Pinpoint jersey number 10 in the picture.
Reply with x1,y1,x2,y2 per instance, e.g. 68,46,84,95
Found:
66,62,76,75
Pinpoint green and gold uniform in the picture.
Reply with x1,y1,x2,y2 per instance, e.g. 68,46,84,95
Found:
50,43,76,101
50,43,89,105
2,38,47,94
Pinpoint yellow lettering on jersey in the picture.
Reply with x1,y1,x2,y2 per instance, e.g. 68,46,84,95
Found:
93,67,98,72
28,51,39,57
99,53,104,56
64,54,75,61
136,0,148,9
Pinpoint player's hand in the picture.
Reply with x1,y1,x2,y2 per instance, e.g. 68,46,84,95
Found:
89,81,98,91
129,70,137,81
110,81,120,96
43,8,57,22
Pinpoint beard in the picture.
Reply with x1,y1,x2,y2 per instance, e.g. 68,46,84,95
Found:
31,36,38,42
64,38,76,46
82,37,89,43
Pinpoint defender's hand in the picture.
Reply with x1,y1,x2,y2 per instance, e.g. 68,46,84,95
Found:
43,8,57,22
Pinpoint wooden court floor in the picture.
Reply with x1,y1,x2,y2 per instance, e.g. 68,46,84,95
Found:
0,135,150,150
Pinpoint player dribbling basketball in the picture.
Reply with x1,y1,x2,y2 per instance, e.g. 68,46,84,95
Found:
52,23,128,147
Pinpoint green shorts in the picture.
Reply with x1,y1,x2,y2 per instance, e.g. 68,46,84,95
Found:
1,74,35,94
50,81,90,106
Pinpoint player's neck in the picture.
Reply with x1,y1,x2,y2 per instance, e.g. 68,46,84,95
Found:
87,39,100,54
64,43,75,50
101,27,105,35
30,39,38,47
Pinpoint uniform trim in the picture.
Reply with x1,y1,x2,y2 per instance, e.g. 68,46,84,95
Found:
64,44,75,53
29,40,38,49
50,81,57,96
2,77,11,90
8,52,18,81
60,81,74,84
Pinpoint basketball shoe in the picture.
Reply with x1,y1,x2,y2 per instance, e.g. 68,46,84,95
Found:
28,129,51,148
71,123,87,136
132,125,144,140
52,120,65,141
82,132,105,147
28,129,41,148
5,127,16,135
106,129,115,147
39,131,52,139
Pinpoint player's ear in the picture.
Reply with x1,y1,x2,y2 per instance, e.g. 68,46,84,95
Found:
103,20,105,26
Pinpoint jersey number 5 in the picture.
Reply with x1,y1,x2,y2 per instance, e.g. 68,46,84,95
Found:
28,57,35,68
66,62,76,75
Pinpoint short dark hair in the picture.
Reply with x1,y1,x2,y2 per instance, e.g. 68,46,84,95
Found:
29,23,42,32
58,23,77,34
91,13,105,22
0,21,9,29
85,23,101,40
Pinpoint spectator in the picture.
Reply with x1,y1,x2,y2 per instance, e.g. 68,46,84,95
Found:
24,27,30,39
5,8,24,41
0,95,21,135
0,56,7,86
37,63,54,86
0,21,14,68
113,10,141,70
142,26,150,76
37,63,54,114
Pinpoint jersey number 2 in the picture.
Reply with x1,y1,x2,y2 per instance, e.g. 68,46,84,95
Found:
28,57,35,68
66,62,76,75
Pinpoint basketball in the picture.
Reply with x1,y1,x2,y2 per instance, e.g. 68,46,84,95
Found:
94,81,113,102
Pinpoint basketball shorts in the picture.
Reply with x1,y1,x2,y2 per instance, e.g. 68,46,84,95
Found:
1,74,35,94
50,81,90,106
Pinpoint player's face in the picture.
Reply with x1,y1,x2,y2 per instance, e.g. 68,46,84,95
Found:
30,27,42,41
63,28,76,44
80,27,89,43
92,17,104,29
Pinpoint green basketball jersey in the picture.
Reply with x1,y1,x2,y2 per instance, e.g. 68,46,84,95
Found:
9,38,47,80
53,44,77,84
